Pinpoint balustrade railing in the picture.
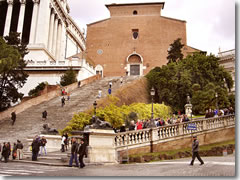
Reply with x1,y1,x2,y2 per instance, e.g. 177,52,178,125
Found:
115,115,235,148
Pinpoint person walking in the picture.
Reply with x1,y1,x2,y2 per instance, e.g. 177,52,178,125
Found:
42,110,47,121
77,138,87,168
190,135,204,166
16,140,23,160
11,111,16,126
40,136,47,156
61,96,65,107
109,81,112,89
69,138,79,167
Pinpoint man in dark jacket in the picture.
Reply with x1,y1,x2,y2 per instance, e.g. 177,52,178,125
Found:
69,138,79,167
42,110,47,121
2,142,10,163
78,138,87,168
31,136,41,161
190,135,204,165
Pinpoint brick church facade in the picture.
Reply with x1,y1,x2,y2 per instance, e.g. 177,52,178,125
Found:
86,2,200,77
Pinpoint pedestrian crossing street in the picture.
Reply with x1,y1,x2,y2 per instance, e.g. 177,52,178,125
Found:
0,164,70,176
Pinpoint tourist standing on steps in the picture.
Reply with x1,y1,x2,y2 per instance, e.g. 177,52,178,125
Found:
77,138,87,168
109,81,112,89
2,142,10,163
61,96,65,107
12,143,17,160
31,136,41,161
190,135,204,166
61,135,66,152
120,76,123,85
0,143,2,161
69,138,79,167
40,136,47,156
78,81,81,88
42,110,47,121
11,111,16,126
16,140,23,160
108,88,112,95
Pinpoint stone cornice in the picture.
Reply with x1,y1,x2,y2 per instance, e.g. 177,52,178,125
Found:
7,0,14,5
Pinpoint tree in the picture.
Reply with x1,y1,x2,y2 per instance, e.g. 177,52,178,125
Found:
146,52,234,114
167,38,184,64
60,68,77,86
0,35,28,111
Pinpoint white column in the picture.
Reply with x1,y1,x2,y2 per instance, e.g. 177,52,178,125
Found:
48,10,55,51
51,16,58,56
17,0,26,38
34,0,50,47
3,0,14,37
29,0,40,44
55,21,62,59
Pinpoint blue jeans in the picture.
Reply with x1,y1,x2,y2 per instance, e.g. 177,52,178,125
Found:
69,153,79,167
40,146,47,155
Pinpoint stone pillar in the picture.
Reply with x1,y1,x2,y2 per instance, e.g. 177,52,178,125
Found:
87,129,117,164
184,104,192,118
3,0,14,37
55,21,62,59
51,16,58,56
34,0,50,46
17,0,26,38
48,9,55,51
178,124,184,135
29,0,40,44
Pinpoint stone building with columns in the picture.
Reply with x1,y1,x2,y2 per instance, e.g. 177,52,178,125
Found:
86,2,200,77
0,0,95,96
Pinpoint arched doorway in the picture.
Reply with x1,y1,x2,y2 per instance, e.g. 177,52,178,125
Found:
126,53,143,76
95,64,103,77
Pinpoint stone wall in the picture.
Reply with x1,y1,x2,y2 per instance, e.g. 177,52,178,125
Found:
0,74,101,122
118,127,235,156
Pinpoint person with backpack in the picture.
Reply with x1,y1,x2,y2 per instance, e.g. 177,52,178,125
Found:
16,140,24,160
69,138,79,167
77,138,87,168
40,136,47,156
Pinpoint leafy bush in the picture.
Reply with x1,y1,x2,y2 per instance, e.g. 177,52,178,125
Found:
60,68,77,86
61,96,172,135
28,82,47,97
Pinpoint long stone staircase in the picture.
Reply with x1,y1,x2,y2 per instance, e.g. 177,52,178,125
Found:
0,76,139,146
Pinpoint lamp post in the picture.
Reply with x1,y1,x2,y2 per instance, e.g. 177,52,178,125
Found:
215,92,218,110
93,101,97,116
149,87,156,128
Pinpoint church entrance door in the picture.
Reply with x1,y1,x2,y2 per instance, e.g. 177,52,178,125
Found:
130,65,140,75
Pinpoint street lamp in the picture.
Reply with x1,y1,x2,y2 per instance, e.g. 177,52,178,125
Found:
149,87,156,128
215,92,218,110
93,101,97,116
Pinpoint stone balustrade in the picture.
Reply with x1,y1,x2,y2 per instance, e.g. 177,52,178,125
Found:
114,115,235,149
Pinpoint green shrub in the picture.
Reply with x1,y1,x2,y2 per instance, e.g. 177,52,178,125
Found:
61,99,172,134
28,82,47,97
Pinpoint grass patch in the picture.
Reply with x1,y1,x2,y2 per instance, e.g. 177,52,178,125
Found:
129,139,235,159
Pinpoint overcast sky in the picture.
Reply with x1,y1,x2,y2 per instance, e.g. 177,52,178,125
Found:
67,0,235,56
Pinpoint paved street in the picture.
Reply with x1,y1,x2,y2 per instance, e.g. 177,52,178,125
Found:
0,155,235,177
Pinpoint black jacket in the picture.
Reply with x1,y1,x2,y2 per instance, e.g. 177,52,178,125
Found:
16,142,23,149
71,142,78,154
2,145,10,157
32,139,41,152
78,143,87,156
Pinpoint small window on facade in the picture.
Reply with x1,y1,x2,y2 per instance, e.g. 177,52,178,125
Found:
133,10,138,15
132,29,139,39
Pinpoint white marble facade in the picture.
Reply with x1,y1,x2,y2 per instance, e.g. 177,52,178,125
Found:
0,0,95,96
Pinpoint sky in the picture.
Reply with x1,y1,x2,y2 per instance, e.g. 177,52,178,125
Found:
67,0,235,56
